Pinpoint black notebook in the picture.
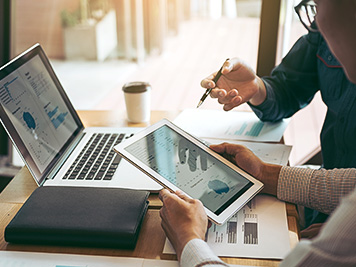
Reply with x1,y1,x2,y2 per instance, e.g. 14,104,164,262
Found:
5,186,149,248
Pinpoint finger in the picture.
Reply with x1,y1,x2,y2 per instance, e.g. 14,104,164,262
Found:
210,88,226,99
217,89,238,105
223,96,243,111
227,89,239,98
175,190,191,202
159,206,166,220
210,143,232,154
160,219,170,238
221,59,232,74
209,143,226,154
200,75,216,89
223,103,234,111
159,188,171,202
210,143,247,157
223,143,249,157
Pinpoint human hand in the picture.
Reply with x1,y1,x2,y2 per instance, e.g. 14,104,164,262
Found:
159,189,208,260
210,143,281,196
178,138,207,172
200,58,266,111
300,223,324,239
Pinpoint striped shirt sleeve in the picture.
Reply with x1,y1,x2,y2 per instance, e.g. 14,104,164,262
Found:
180,239,229,267
277,166,356,214
280,188,356,266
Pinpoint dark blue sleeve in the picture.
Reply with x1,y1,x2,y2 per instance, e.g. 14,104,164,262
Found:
249,31,322,122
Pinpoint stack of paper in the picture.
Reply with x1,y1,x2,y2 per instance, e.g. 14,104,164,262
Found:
174,109,289,142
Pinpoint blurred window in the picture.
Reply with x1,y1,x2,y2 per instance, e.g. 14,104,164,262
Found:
11,0,263,111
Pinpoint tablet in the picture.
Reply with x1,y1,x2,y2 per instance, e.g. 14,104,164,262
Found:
114,119,263,225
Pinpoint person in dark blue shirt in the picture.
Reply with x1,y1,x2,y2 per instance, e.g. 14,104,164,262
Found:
200,0,356,231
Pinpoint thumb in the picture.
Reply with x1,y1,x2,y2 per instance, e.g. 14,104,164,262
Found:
175,190,192,202
209,143,226,154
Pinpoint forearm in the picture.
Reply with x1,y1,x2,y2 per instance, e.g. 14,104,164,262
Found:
280,188,356,266
249,34,321,122
248,77,266,106
180,239,229,267
249,77,315,122
277,167,356,214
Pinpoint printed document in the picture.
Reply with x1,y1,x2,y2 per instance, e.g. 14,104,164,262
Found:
163,195,291,259
174,109,289,142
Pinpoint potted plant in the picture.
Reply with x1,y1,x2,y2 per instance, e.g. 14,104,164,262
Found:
61,0,117,61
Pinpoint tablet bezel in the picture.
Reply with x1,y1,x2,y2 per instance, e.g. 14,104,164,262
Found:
113,119,263,225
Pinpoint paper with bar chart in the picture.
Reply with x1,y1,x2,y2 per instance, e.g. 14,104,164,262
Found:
163,195,291,259
173,109,289,142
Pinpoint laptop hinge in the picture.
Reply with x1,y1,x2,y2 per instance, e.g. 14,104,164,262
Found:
43,131,86,183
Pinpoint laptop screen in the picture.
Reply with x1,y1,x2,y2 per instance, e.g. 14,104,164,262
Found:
0,44,83,185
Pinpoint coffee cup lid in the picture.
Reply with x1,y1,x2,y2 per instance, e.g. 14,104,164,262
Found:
122,82,151,93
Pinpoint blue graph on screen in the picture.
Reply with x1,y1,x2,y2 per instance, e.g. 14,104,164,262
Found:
0,77,19,105
23,111,36,130
51,111,68,129
47,106,58,119
208,180,230,194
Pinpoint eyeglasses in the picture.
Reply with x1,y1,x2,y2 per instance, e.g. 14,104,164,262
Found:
294,0,318,32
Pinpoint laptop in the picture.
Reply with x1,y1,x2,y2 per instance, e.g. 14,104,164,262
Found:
0,43,161,191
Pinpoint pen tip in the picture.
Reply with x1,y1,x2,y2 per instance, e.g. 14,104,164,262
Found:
196,101,202,108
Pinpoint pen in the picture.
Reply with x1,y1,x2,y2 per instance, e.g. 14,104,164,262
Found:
196,58,229,108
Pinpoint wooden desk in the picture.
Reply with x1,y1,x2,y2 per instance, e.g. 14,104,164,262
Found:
0,110,299,266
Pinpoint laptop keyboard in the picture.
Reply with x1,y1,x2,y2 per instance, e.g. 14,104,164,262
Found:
63,133,133,181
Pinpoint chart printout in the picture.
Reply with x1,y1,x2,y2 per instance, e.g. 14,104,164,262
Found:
0,55,77,172
163,195,291,259
124,125,253,214
173,109,290,142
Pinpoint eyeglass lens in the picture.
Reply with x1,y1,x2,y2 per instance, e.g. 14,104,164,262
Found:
298,1,317,29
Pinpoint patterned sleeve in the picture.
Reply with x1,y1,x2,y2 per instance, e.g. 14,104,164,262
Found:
180,239,229,267
280,188,356,266
277,166,356,214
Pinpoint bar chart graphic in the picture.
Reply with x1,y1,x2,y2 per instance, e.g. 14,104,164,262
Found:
44,103,68,129
226,213,238,244
243,213,258,245
0,76,25,105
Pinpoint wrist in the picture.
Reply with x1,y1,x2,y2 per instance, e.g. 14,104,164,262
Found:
249,77,267,106
261,163,281,196
176,234,204,261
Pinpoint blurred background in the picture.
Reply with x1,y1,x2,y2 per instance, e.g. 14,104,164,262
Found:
0,0,326,188
11,0,307,111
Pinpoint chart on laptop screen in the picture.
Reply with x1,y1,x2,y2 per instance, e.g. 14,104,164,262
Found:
0,55,77,172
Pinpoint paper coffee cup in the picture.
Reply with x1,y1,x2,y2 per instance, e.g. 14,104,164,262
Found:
122,82,151,123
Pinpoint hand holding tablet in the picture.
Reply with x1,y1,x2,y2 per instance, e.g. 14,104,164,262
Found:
114,119,263,225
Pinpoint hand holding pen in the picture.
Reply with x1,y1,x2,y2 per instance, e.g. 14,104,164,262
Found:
199,58,262,111
197,58,229,108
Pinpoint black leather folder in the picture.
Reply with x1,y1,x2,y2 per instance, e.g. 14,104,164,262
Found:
5,186,149,248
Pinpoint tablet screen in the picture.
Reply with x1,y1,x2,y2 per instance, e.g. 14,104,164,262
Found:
124,124,253,215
